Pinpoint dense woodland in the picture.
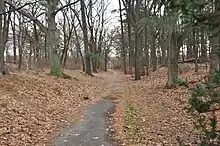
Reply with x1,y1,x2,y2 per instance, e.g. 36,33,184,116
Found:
0,0,220,145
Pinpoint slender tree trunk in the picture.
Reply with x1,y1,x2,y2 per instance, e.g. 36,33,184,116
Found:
80,0,92,75
0,2,10,74
119,0,127,74
200,29,207,62
18,22,22,70
192,28,198,72
186,35,193,59
28,44,32,67
73,23,85,71
104,47,108,72
44,35,47,59
160,30,167,67
12,11,16,64
134,0,140,80
33,23,40,67
0,0,4,73
144,1,149,76
151,30,157,72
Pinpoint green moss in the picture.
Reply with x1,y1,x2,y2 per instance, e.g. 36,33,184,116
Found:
50,54,64,77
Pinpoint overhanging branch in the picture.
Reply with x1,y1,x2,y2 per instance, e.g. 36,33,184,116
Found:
54,0,80,15
5,0,47,33
3,0,40,15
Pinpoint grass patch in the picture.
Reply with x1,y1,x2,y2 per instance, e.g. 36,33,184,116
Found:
102,96,118,101
123,102,139,144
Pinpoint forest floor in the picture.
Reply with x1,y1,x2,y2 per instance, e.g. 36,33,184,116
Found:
0,68,113,145
0,65,215,146
110,68,208,146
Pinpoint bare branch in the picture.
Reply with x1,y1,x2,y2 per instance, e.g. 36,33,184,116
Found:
5,0,47,33
3,0,40,15
54,0,80,15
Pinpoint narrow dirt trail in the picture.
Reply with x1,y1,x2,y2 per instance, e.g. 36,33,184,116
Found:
54,70,122,146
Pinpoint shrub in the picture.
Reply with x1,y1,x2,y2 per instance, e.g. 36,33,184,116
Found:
176,78,189,88
184,70,220,145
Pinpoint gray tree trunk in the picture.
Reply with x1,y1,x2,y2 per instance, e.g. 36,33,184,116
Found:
166,32,179,88
80,0,92,75
119,0,127,74
151,30,157,72
47,0,63,76
0,0,4,73
134,0,140,80
209,1,220,75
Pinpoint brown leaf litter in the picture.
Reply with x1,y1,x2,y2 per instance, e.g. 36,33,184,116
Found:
0,70,107,146
110,68,210,146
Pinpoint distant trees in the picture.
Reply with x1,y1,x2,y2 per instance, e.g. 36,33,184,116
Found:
0,0,114,76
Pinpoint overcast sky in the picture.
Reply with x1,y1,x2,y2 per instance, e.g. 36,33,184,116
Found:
108,0,119,27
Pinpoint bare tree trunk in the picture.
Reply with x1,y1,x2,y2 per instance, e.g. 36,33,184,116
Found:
151,30,157,72
192,28,198,72
33,23,40,67
209,1,220,75
119,0,127,74
186,35,193,59
127,1,133,74
0,0,4,73
134,0,140,80
18,19,23,70
200,29,207,62
73,23,85,71
209,36,220,74
160,30,167,67
166,32,179,88
11,11,16,64
104,46,108,72
0,1,10,75
80,0,92,75
28,44,32,68
144,0,149,76
47,0,63,76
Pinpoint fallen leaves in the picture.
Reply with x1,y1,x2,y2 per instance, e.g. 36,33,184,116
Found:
0,68,210,145
0,70,107,145
111,68,208,145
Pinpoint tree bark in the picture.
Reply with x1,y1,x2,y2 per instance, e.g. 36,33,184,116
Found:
209,1,220,75
73,23,85,71
33,22,40,67
119,0,127,74
80,0,92,75
0,0,4,73
134,0,140,80
200,29,207,62
151,30,157,72
47,0,63,77
11,11,16,64
166,32,179,88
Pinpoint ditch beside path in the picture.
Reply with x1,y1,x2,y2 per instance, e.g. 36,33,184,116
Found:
54,71,122,146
